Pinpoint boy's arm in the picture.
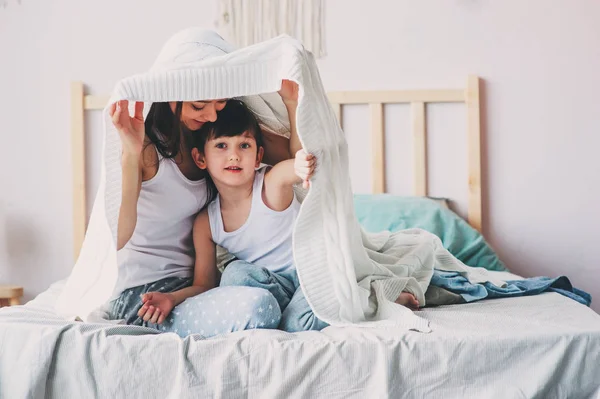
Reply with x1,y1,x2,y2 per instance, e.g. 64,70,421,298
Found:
168,210,218,307
263,150,315,211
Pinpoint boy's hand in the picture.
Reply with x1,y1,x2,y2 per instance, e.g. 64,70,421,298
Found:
138,292,175,324
294,149,315,189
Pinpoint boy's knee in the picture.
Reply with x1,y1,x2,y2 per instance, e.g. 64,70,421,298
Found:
245,289,281,329
279,308,328,333
220,261,254,286
220,261,267,287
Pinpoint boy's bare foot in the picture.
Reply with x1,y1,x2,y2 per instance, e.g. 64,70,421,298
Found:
395,292,420,310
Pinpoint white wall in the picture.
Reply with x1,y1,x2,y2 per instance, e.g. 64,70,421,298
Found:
1,0,598,312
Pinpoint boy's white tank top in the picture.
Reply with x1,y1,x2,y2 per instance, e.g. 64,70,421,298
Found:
112,150,208,299
208,167,300,273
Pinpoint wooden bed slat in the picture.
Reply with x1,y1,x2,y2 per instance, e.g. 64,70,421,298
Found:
370,103,385,194
466,75,482,232
412,102,427,196
71,82,87,261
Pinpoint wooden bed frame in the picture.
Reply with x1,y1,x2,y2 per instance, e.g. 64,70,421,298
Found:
70,76,482,260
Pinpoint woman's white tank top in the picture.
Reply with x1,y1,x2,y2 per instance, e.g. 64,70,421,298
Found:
112,150,208,298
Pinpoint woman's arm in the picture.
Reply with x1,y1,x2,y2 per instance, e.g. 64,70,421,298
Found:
279,80,302,156
261,130,292,166
109,100,146,250
261,80,302,166
117,154,143,249
284,99,302,156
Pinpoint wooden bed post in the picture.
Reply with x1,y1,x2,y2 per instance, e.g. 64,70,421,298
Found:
412,102,427,197
71,81,87,261
466,75,483,232
371,103,385,193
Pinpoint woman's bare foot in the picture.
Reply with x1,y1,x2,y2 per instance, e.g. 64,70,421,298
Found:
395,292,419,310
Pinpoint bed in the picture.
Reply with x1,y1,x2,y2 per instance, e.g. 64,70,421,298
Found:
1,76,599,398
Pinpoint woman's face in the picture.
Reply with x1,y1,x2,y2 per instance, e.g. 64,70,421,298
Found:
171,100,228,131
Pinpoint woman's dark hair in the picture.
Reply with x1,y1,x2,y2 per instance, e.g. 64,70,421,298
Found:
144,102,185,159
191,99,264,206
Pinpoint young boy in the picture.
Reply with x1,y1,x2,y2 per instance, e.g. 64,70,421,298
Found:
191,100,418,332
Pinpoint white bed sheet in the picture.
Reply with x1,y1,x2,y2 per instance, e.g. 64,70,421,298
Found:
1,273,599,398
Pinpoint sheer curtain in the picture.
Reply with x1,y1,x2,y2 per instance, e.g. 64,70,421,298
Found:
217,0,326,58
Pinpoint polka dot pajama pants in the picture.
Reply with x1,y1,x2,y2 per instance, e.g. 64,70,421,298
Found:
219,261,329,332
109,277,281,338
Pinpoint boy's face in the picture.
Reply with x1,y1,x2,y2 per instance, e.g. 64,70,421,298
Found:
194,131,264,186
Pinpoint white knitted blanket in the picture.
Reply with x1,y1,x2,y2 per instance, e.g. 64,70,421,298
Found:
56,29,504,331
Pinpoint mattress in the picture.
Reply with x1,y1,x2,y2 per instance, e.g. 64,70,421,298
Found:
1,273,599,398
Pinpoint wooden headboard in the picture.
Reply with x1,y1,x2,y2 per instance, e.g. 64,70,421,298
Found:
70,76,482,259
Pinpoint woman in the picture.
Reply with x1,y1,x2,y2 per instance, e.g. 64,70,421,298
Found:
107,29,304,338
